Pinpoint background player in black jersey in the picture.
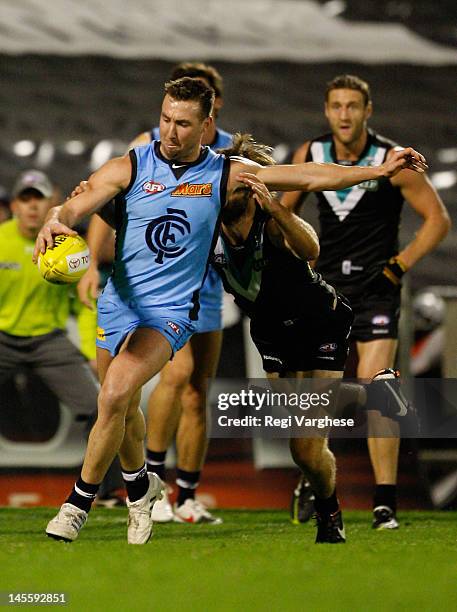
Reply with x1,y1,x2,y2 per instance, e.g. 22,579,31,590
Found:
283,74,451,529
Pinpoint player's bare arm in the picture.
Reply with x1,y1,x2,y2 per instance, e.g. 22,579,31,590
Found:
78,131,149,253
238,173,319,260
76,133,150,307
33,155,132,262
229,147,427,194
390,164,451,270
280,142,310,212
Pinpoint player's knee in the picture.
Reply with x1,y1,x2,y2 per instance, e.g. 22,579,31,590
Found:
98,382,131,419
160,359,192,391
290,438,330,473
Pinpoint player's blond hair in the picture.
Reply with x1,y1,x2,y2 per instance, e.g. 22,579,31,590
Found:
220,134,276,225
220,133,276,166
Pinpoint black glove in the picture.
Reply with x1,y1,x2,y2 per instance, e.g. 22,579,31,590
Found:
367,256,408,294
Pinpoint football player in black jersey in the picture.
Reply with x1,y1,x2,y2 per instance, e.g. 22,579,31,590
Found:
214,135,352,542
283,75,451,529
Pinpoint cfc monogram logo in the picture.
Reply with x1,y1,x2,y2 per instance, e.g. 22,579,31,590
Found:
145,208,191,264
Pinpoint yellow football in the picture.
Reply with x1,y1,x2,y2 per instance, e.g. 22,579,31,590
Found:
38,234,90,284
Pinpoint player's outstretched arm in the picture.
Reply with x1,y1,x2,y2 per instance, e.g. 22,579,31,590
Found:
33,156,131,262
281,142,310,212
238,173,319,260
235,147,427,193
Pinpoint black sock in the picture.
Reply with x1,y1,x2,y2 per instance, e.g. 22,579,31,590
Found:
146,449,166,481
122,464,149,503
373,484,397,513
314,488,339,517
176,468,200,506
66,477,99,513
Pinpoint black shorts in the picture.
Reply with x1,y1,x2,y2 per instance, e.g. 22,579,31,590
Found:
250,293,353,374
347,290,401,342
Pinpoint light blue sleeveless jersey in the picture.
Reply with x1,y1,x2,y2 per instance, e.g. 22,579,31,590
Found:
150,128,232,332
149,128,233,332
108,142,228,321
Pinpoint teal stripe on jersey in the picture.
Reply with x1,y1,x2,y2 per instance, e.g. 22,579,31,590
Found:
321,142,381,203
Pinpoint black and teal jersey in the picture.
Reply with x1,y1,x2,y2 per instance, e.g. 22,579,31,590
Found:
306,130,404,298
212,207,336,323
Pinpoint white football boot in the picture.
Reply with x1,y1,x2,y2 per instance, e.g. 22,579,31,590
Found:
46,503,88,542
127,472,164,544
151,484,174,523
372,505,399,530
174,498,223,524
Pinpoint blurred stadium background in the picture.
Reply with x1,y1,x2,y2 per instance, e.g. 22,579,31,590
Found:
1,0,456,511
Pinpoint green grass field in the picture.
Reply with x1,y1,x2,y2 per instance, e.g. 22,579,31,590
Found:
0,508,456,611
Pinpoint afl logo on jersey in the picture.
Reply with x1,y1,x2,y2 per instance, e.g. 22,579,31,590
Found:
145,208,191,264
143,180,166,194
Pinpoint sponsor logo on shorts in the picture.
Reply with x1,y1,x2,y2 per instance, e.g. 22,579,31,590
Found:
319,343,338,352
143,181,166,194
372,315,390,326
316,355,336,360
171,183,212,197
167,321,181,335
96,326,106,341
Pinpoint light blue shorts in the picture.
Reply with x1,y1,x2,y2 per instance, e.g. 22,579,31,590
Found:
96,288,196,357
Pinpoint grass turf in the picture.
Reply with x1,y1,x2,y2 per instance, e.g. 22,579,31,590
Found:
0,508,456,611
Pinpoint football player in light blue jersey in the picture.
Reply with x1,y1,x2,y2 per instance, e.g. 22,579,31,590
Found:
77,62,233,523
35,75,427,544
133,64,233,524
